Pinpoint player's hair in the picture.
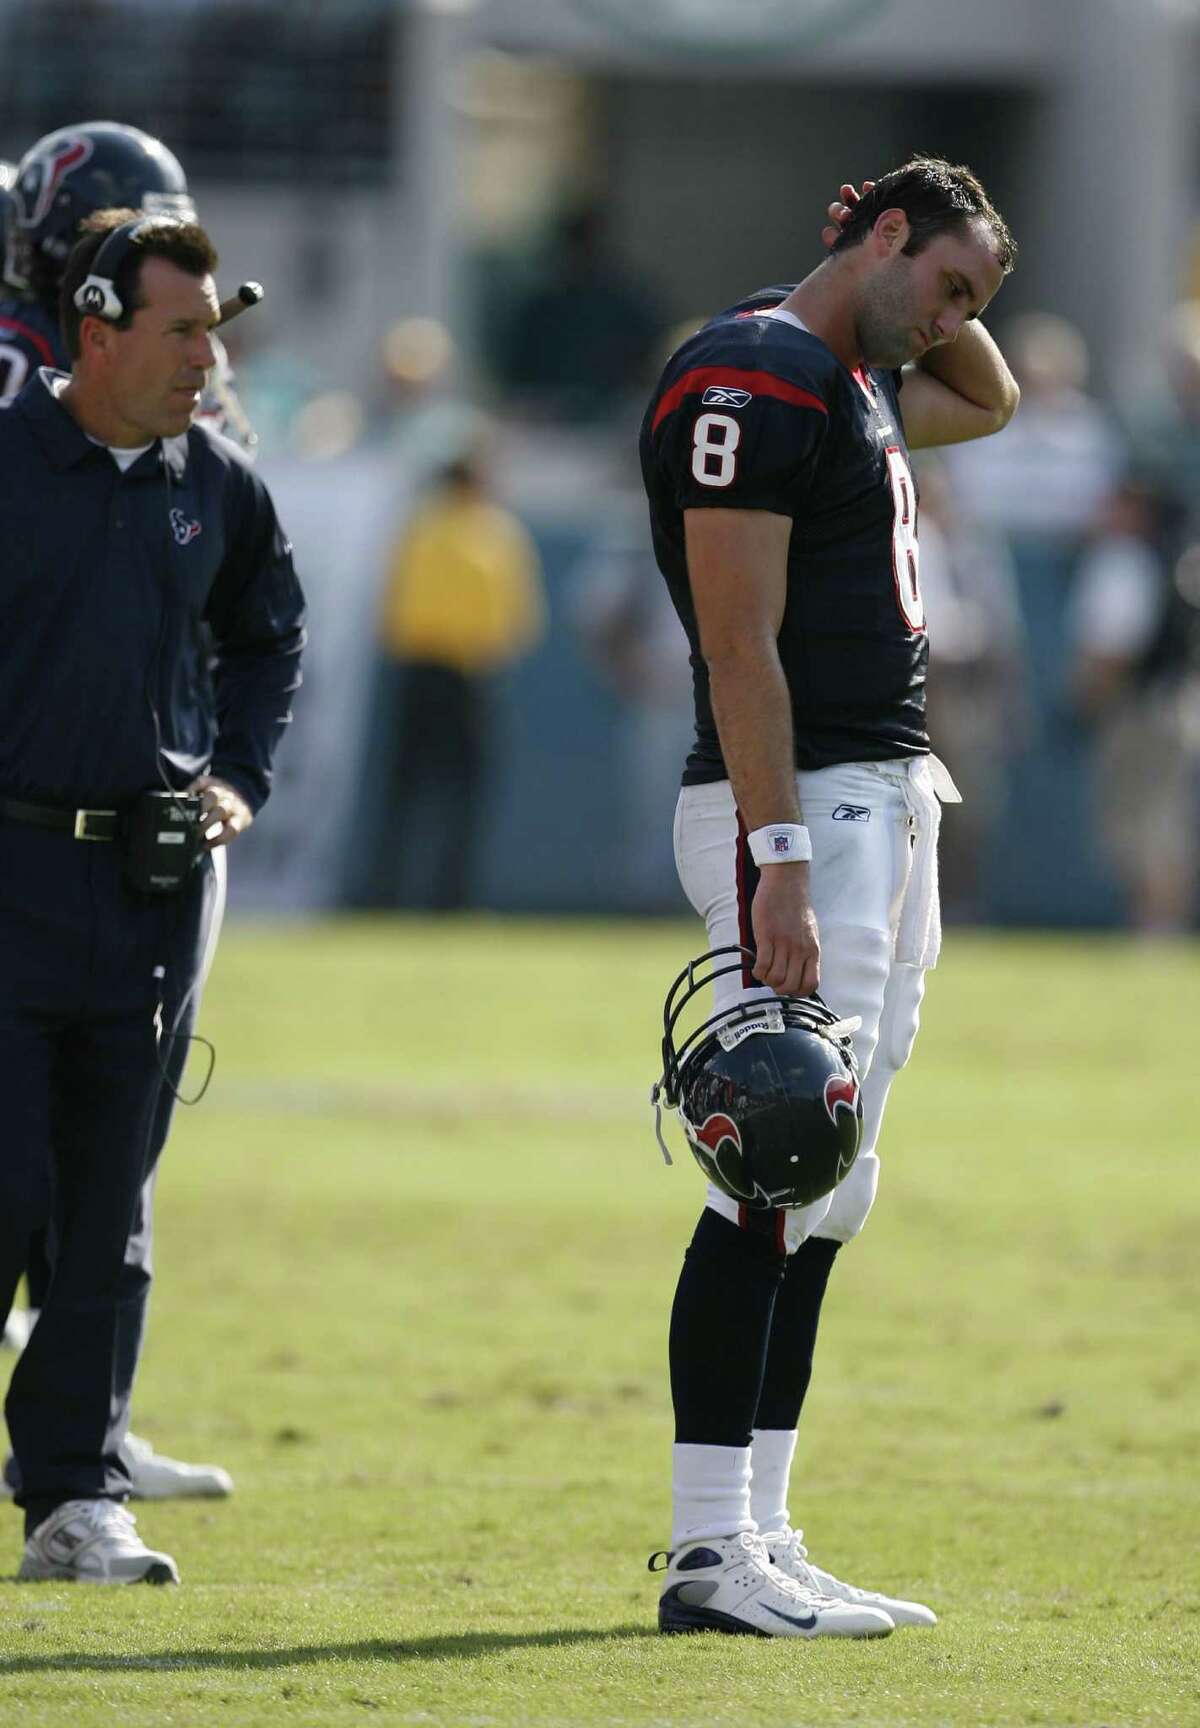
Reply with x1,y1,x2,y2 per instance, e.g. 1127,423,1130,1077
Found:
60,207,219,359
830,156,1017,273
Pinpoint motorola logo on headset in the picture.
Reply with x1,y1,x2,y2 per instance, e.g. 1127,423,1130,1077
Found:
73,215,187,324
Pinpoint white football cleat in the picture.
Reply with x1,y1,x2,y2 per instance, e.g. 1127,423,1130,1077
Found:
764,1526,937,1629
651,1530,894,1638
18,1499,179,1585
121,1432,234,1500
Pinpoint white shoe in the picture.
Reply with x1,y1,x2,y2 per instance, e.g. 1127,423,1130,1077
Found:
651,1530,894,1638
121,1432,234,1500
1,1432,234,1504
764,1526,937,1629
18,1499,180,1585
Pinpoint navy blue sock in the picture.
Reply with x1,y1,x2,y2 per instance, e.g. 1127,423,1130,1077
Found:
669,1208,786,1447
754,1234,841,1432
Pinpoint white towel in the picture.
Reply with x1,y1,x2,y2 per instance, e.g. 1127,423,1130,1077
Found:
894,754,960,970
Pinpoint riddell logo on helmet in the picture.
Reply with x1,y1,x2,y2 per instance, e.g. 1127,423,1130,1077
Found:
823,1073,858,1124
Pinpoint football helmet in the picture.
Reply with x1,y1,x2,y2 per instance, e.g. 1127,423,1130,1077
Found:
651,947,863,1210
5,121,195,302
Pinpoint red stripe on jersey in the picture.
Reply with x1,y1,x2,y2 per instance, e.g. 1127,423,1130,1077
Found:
0,316,56,367
651,367,828,433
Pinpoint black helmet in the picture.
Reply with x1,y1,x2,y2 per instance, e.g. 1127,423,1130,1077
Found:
5,121,195,302
651,947,863,1210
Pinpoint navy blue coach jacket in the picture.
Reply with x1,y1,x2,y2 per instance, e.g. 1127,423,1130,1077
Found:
0,370,305,811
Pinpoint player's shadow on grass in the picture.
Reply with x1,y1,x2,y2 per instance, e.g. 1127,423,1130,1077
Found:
0,1626,656,1673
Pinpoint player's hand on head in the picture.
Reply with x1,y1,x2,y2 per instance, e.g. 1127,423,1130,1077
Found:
821,179,876,250
751,866,821,996
187,774,254,850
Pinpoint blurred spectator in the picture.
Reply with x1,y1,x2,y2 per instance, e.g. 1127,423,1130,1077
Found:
489,205,663,423
940,314,1129,927
945,313,1124,539
373,316,480,486
916,457,1030,922
1066,480,1200,933
570,493,692,911
369,444,546,910
1125,299,1200,534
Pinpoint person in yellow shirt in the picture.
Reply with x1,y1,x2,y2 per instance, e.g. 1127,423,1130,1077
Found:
375,452,546,909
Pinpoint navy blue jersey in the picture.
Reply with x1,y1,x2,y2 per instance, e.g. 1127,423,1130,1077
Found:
0,370,304,811
0,294,63,400
640,288,929,778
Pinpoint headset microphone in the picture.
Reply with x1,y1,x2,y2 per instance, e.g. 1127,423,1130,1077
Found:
215,281,264,327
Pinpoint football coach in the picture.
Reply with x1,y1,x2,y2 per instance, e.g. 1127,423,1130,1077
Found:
0,211,304,1583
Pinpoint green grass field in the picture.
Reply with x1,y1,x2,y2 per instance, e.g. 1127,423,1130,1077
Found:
1,919,1197,1728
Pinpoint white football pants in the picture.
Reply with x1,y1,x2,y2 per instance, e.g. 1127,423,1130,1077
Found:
673,755,956,1254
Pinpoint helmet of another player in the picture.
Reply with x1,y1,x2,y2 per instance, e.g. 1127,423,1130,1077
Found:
5,121,195,303
651,948,863,1211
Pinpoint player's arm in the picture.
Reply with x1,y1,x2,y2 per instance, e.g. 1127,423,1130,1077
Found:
684,506,820,996
899,320,1020,450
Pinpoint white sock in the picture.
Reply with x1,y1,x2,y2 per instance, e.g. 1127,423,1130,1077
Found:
749,1427,798,1534
671,1443,754,1547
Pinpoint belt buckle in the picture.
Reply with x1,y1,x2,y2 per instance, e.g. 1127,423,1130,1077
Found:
74,808,110,841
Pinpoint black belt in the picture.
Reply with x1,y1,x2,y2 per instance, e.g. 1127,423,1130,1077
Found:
0,797,120,841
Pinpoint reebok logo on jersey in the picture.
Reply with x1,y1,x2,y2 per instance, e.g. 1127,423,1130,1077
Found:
832,804,871,822
169,508,202,547
701,385,753,408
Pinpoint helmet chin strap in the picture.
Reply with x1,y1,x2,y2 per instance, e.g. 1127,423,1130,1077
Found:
649,1080,674,1167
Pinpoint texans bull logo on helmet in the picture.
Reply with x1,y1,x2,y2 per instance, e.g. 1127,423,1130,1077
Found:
682,1110,752,1199
823,1072,858,1124
681,1108,798,1209
823,1072,861,1177
18,133,93,229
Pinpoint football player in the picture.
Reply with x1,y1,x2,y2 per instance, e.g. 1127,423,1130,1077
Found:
641,161,1018,1638
0,120,243,1503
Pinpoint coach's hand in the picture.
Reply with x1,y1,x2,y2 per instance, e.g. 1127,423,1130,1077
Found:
751,863,821,996
188,774,254,850
821,180,875,249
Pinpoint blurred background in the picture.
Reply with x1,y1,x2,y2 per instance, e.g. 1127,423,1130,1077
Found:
5,0,1200,933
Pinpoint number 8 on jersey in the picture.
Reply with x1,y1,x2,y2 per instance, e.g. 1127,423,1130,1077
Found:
691,412,741,488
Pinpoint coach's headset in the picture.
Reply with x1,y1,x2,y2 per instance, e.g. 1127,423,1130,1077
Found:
73,213,264,326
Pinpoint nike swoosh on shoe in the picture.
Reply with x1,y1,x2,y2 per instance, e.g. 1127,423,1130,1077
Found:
763,1603,818,1630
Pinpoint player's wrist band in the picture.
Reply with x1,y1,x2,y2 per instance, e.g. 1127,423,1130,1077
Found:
747,823,812,865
